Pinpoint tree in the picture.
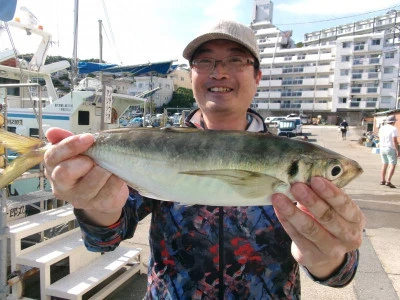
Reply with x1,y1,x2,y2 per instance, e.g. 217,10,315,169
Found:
163,87,195,110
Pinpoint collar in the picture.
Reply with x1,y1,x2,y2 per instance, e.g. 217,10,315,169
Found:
185,108,268,133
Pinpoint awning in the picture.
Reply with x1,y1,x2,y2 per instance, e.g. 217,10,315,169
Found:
78,60,175,76
0,0,17,21
77,62,118,74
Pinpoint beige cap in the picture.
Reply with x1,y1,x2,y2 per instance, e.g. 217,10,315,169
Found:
386,115,397,123
182,20,260,63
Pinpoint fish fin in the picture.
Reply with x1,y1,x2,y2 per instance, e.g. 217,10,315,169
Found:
0,150,45,188
0,129,44,154
126,182,170,202
161,127,200,133
179,169,288,199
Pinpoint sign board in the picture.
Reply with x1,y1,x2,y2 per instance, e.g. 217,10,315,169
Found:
0,88,6,99
104,85,113,124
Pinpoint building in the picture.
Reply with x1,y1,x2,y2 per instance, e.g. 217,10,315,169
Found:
167,64,192,90
251,0,400,125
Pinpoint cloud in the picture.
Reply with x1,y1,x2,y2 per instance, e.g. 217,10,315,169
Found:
275,0,400,15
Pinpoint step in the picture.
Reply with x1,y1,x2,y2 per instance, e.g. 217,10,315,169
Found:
15,228,100,300
15,228,88,269
46,246,142,300
6,190,56,209
8,204,75,241
6,189,56,221
8,204,76,271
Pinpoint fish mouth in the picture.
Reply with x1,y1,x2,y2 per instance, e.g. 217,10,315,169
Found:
208,87,233,93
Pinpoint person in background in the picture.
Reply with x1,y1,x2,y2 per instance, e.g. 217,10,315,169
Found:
339,119,349,140
43,20,365,299
379,115,399,188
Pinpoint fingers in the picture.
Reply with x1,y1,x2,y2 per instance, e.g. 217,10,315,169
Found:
46,127,74,143
272,194,332,250
44,133,94,169
272,178,365,251
43,128,129,226
289,178,363,226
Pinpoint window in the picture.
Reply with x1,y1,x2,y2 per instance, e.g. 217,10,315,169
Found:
342,42,351,48
340,69,349,76
78,110,90,125
354,42,365,51
372,39,381,45
383,82,392,89
339,97,347,103
353,56,364,65
341,56,350,62
384,67,394,74
350,98,361,107
385,52,395,59
381,96,391,103
29,128,39,138
339,83,349,90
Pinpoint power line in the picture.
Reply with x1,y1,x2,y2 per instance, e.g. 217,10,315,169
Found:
101,0,123,65
275,4,400,26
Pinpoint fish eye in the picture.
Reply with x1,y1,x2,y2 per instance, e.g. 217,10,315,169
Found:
331,166,342,177
326,161,343,180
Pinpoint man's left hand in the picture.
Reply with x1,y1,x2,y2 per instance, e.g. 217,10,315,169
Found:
271,177,366,279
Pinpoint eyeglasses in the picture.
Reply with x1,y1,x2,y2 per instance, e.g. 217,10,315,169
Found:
191,56,255,74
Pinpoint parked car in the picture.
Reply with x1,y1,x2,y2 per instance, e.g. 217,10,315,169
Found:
277,120,297,138
285,117,303,135
264,116,286,127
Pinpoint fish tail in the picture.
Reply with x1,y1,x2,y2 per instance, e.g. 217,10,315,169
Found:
0,129,46,189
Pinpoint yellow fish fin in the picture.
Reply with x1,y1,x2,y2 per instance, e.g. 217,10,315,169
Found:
0,129,44,154
0,149,46,188
179,169,288,199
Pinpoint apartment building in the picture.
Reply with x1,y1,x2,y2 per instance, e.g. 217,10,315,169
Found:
251,0,400,124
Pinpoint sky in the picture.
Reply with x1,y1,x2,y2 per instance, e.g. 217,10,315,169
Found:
2,0,400,66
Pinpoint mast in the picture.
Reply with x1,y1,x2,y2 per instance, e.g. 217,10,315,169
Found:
71,0,79,86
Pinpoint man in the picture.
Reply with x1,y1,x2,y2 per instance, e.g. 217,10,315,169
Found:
44,21,365,299
379,115,399,188
339,119,349,140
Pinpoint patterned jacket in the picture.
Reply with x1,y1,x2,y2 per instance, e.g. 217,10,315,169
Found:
75,109,359,299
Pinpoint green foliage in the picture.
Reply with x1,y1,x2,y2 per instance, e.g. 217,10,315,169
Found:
163,87,195,109
19,54,105,66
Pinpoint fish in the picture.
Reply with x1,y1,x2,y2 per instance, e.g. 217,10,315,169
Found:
0,127,363,206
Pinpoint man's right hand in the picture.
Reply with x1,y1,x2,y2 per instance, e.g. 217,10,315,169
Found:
44,127,129,226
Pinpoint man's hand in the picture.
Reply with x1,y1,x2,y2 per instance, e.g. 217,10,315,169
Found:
271,177,366,279
44,127,129,226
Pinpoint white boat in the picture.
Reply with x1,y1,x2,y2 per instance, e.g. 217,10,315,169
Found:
0,6,156,137
0,7,151,197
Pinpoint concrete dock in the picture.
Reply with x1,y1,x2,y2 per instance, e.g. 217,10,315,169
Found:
109,125,400,299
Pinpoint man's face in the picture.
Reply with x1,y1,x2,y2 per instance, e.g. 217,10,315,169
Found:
190,40,261,121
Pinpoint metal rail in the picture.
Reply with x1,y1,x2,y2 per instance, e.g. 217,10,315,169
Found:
0,82,43,298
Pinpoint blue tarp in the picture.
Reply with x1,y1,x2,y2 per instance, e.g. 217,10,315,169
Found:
0,0,17,21
77,62,118,74
78,61,174,75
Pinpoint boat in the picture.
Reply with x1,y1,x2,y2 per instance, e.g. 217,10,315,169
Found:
0,8,149,136
0,4,147,299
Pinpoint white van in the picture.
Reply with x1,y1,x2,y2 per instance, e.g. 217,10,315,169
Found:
285,117,303,135
264,116,286,127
